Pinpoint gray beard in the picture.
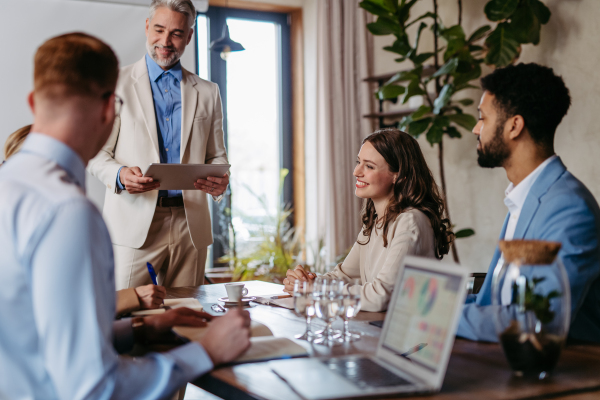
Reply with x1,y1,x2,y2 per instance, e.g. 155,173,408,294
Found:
146,41,182,68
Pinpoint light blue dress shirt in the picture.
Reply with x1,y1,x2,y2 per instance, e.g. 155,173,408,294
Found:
457,157,600,343
0,134,213,400
117,54,182,198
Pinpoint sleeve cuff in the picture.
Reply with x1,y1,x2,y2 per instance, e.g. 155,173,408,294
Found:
168,342,214,380
116,166,126,191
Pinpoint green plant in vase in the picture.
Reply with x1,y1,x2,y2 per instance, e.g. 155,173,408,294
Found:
501,276,563,375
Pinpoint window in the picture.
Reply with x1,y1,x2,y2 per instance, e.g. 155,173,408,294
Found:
197,7,292,266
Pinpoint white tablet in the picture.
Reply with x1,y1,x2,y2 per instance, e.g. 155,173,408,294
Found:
142,163,230,190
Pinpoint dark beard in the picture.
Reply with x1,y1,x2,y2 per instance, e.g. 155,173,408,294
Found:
477,121,510,168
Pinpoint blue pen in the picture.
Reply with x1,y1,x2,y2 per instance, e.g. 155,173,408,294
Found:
146,262,158,285
146,262,164,306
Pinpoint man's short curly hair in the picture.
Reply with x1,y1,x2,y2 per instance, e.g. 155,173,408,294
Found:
480,63,571,151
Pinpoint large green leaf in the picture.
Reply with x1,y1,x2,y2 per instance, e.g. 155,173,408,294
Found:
455,228,475,238
445,126,462,138
453,62,482,87
484,0,519,22
468,25,492,42
485,23,520,67
377,84,406,100
359,0,392,17
457,98,474,106
408,117,432,137
447,113,478,130
411,105,432,120
433,83,454,114
411,52,435,65
432,58,459,78
383,35,412,56
367,17,399,35
385,66,422,85
441,25,466,41
530,0,551,24
426,117,449,145
402,79,426,104
510,0,541,44
398,0,419,24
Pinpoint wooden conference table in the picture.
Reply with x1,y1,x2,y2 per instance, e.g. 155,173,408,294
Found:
166,281,600,400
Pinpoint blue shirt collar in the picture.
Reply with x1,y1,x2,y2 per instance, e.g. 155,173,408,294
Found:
145,53,182,83
19,133,86,190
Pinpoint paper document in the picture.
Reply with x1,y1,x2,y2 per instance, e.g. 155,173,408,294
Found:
173,321,307,364
130,298,203,316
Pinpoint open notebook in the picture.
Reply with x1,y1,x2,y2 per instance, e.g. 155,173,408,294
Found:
130,298,203,316
173,321,308,364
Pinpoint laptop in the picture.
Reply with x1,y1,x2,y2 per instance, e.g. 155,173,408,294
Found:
269,256,468,399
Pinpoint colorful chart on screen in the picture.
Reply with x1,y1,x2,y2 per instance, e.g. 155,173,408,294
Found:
383,268,461,372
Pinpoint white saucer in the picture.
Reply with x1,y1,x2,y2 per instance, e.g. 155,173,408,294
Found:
217,296,256,306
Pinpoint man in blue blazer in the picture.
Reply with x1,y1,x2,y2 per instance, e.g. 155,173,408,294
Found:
457,63,600,343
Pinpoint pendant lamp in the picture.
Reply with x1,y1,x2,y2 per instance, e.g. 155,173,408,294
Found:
210,23,245,61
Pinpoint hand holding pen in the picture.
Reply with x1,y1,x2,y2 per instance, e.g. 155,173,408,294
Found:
146,262,164,306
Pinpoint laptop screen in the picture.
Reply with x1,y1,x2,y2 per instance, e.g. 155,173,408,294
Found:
381,264,463,373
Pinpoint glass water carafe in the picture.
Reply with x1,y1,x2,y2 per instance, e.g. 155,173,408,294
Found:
491,240,571,379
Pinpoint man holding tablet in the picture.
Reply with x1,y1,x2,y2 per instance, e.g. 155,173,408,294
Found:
88,0,228,289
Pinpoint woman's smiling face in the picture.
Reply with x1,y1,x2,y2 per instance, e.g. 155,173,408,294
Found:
353,141,397,201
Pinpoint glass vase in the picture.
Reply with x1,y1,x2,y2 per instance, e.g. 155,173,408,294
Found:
491,240,571,379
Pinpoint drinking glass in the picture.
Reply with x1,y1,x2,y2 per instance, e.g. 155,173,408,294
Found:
313,278,344,346
340,278,362,342
293,279,315,341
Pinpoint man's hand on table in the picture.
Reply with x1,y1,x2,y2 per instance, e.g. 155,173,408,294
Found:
194,173,229,196
283,265,316,294
198,307,251,365
135,284,166,309
142,308,213,344
120,166,160,194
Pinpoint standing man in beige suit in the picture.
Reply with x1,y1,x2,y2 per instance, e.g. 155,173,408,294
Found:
88,0,228,290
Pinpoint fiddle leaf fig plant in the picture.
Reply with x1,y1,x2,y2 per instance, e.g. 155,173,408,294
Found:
359,0,551,262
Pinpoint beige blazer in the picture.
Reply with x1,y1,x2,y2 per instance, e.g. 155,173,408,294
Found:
323,209,436,312
88,57,228,249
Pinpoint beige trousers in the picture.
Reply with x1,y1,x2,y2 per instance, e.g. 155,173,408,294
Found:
113,206,207,290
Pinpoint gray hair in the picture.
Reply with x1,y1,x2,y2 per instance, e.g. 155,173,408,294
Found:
149,0,196,29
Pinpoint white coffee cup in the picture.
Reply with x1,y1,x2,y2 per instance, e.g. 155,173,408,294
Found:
225,283,248,302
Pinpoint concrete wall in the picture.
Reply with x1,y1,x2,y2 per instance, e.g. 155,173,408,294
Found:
371,0,600,272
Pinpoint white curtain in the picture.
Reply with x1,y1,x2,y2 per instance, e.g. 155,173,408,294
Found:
316,0,375,263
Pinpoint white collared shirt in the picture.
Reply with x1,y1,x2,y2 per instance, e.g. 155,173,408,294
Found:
499,155,557,304
503,155,557,240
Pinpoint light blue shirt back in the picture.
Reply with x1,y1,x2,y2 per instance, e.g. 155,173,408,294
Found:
0,134,211,399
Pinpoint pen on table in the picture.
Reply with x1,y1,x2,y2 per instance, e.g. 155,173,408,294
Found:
146,262,164,305
401,343,427,357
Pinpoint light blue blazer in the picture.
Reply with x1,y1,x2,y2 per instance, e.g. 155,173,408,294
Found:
457,157,600,343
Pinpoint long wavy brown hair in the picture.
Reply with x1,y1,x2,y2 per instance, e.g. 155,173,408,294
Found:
358,128,453,259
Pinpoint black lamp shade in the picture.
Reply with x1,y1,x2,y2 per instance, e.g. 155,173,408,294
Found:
210,24,245,53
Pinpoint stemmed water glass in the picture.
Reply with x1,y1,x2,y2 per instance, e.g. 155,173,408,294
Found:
293,279,315,341
340,278,362,342
313,278,344,346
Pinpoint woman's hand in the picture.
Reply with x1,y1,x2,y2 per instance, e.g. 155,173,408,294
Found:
134,284,166,309
283,265,316,293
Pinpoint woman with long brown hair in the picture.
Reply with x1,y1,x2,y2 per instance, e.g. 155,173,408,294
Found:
284,128,453,312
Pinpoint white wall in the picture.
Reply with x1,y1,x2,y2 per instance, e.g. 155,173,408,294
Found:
0,0,196,210
372,0,600,272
